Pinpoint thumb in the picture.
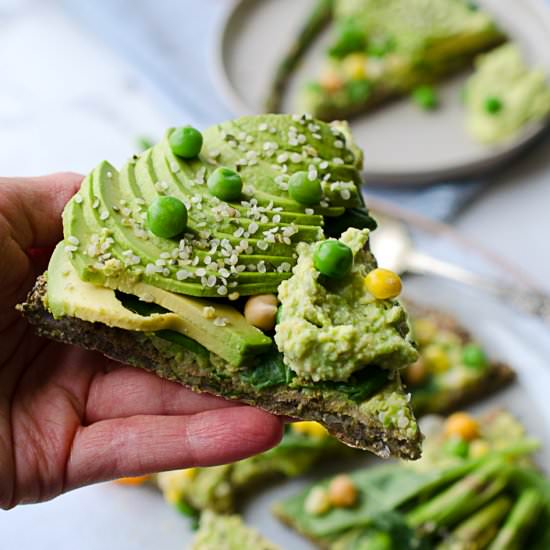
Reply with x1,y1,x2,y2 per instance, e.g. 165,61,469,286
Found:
0,172,83,250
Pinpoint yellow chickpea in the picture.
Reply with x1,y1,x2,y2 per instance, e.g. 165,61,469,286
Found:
116,475,150,486
364,268,402,300
328,474,358,508
305,486,332,516
413,318,438,346
244,294,278,331
404,359,428,386
291,421,329,438
469,439,491,458
320,69,344,93
445,412,480,442
424,345,450,374
343,53,367,80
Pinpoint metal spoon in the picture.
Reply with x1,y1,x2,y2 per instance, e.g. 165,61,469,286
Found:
369,216,550,323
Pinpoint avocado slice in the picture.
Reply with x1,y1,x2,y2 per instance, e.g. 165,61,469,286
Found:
48,243,271,366
63,115,364,298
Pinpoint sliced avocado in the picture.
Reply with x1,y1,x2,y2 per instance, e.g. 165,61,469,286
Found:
48,243,272,366
63,115,366,297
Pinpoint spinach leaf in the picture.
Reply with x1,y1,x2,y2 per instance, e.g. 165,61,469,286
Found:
241,350,295,389
115,290,169,316
335,511,431,550
115,291,208,356
326,366,390,403
324,207,378,238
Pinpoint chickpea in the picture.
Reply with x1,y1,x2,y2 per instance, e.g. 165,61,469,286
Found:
404,359,428,386
413,318,438,346
244,294,278,331
116,475,150,486
424,344,450,373
343,53,367,80
444,412,480,442
328,474,358,508
304,486,331,516
364,268,402,300
469,439,490,458
291,421,329,439
320,69,343,93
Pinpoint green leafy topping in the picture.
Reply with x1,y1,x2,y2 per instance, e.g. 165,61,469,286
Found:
412,85,439,110
328,19,367,59
241,350,295,389
318,366,390,403
324,207,378,237
174,499,201,530
346,79,372,103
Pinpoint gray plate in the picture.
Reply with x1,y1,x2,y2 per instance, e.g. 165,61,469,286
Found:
2,274,550,549
213,0,550,184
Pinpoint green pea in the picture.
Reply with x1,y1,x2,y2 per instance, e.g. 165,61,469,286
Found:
288,171,323,206
444,437,470,458
147,196,188,239
462,344,488,369
169,126,203,159
207,167,243,201
314,240,353,279
328,19,367,58
412,85,439,110
485,96,503,114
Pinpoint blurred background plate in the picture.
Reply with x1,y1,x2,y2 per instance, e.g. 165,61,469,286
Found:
3,273,550,549
214,0,550,184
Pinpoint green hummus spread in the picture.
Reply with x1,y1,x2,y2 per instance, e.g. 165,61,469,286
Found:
465,44,550,143
275,228,417,382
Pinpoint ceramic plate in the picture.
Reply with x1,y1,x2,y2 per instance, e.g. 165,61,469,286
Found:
213,0,550,184
2,273,550,549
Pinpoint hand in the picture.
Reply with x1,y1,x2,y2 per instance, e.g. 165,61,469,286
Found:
0,174,283,509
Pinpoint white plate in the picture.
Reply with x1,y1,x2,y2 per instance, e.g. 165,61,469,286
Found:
213,0,550,184
2,274,550,549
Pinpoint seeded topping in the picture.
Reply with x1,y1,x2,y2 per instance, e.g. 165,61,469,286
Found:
64,115,362,297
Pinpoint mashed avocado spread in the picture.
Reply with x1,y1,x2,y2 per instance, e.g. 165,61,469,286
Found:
466,44,550,143
276,228,417,382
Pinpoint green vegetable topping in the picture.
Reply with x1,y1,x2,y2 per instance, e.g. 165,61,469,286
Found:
412,85,439,110
367,36,395,58
444,437,470,458
313,240,353,279
169,126,203,159
346,79,372,103
147,196,188,239
288,171,323,206
462,344,488,369
207,167,243,201
328,19,367,58
485,96,503,114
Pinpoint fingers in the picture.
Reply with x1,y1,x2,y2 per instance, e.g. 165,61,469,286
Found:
84,364,237,423
66,407,283,489
0,172,82,250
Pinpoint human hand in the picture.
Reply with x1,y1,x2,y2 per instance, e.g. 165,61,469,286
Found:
0,174,283,509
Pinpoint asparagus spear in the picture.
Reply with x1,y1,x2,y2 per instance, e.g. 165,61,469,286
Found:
436,496,512,550
264,0,334,113
487,488,543,550
408,459,509,530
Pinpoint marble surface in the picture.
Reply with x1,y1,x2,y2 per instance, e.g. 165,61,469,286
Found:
0,2,549,548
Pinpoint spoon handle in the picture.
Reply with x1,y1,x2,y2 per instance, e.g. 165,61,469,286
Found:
405,251,550,323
